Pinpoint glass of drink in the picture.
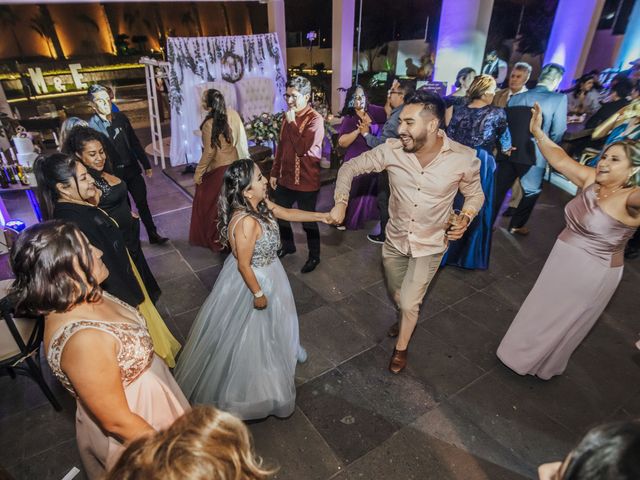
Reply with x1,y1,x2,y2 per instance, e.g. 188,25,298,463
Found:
446,209,463,234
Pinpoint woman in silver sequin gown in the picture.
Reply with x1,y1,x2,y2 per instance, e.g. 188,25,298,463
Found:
175,160,334,420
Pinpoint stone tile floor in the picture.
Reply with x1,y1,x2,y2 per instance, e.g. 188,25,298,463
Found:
1,143,640,479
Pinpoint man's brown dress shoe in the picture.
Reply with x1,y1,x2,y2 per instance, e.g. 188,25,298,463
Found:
389,348,408,374
387,322,399,337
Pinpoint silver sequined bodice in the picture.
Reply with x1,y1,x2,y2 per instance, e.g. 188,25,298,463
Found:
251,217,281,267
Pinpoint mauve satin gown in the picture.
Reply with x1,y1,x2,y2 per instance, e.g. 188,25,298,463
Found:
497,184,636,380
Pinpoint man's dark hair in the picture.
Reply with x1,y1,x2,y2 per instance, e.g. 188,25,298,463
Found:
612,76,633,99
538,63,566,84
286,76,312,96
403,89,446,125
562,421,640,480
87,83,108,101
396,79,415,98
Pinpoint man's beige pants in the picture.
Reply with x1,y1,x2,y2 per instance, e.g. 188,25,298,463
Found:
382,242,444,349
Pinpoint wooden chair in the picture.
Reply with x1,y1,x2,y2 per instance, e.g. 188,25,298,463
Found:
0,279,61,411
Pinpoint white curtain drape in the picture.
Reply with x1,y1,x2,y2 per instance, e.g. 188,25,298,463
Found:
167,33,287,166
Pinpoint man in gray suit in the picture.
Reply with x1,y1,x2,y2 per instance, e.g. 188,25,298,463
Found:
493,63,567,235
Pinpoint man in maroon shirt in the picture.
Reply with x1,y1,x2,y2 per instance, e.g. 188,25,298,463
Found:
270,76,325,273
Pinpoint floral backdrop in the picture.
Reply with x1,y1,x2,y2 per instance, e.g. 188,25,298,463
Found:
166,34,287,165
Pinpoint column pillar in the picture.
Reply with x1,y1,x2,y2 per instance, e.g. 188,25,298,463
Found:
331,0,355,114
615,0,640,70
0,81,11,118
433,0,494,94
267,0,287,69
544,0,606,90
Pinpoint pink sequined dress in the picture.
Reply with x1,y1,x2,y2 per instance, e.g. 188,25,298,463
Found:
46,293,190,479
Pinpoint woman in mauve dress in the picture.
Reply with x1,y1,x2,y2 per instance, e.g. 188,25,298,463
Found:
336,85,387,230
189,88,249,251
497,103,640,380
9,221,189,479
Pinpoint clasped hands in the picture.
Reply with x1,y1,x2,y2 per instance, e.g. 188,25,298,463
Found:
327,202,471,239
357,117,371,135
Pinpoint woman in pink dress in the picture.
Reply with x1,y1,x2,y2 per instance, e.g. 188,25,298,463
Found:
497,103,640,379
9,221,189,479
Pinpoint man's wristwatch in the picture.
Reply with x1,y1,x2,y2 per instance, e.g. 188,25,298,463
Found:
253,290,264,298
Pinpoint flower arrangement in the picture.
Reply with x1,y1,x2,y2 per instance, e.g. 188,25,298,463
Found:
245,112,283,147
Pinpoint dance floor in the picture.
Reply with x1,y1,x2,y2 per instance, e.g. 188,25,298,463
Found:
1,127,639,480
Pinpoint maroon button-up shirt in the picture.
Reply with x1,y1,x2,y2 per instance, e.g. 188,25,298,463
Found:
271,105,324,192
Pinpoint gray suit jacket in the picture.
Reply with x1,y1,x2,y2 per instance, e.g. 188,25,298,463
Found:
507,86,567,168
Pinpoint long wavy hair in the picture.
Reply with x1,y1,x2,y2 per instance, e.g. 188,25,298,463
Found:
201,89,232,149
217,159,273,248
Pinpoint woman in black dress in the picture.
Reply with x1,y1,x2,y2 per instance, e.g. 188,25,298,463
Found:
35,153,143,307
34,153,180,367
62,126,161,303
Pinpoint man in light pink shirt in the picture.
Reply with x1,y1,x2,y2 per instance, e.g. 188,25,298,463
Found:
330,90,484,374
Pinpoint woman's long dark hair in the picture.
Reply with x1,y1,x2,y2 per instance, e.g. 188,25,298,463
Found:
33,153,79,220
340,84,367,117
562,421,640,480
61,125,113,179
217,159,273,248
201,89,232,149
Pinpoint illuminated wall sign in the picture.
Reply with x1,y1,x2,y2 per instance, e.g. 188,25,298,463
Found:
27,63,88,95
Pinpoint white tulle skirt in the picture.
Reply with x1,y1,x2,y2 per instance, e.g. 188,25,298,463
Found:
174,255,298,420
